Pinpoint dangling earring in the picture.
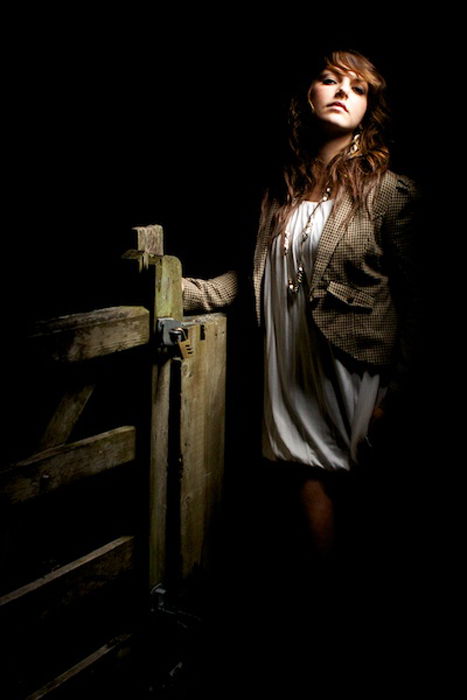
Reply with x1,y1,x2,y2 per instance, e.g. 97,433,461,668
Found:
348,126,362,156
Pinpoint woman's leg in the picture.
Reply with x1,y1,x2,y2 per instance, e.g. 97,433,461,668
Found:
299,478,335,560
293,470,348,607
297,476,336,562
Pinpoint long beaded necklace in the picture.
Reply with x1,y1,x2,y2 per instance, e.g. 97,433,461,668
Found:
284,185,332,295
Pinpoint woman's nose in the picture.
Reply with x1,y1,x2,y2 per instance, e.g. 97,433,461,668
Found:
335,83,349,98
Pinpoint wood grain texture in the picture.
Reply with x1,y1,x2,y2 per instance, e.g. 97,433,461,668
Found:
154,256,183,321
1,426,136,505
29,306,150,363
149,362,170,589
134,223,164,256
25,633,134,700
148,251,183,589
38,382,96,451
178,313,227,578
0,536,135,618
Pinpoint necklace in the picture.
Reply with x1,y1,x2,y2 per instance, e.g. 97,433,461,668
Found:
284,185,332,295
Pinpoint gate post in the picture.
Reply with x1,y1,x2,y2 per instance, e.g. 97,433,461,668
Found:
123,225,182,591
123,225,226,599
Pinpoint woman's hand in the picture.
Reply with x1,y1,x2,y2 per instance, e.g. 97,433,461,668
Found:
356,405,386,472
366,405,386,448
369,405,385,433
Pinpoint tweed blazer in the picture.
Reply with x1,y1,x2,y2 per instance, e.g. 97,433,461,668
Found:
183,169,421,370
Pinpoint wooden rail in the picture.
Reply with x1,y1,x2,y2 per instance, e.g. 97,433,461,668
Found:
1,427,136,505
25,633,134,700
2,224,227,697
29,305,150,363
2,303,147,697
0,536,135,621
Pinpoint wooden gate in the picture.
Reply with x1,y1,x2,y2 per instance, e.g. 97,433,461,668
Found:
0,226,226,697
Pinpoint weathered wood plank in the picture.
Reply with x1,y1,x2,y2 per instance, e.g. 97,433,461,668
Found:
29,306,150,363
1,426,136,505
178,314,227,579
148,251,183,589
0,536,135,618
131,223,164,272
134,223,164,256
38,382,96,451
149,362,170,589
121,249,161,265
154,256,183,321
120,254,182,316
25,632,134,699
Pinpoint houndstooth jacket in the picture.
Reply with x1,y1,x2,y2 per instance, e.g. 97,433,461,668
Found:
182,169,421,370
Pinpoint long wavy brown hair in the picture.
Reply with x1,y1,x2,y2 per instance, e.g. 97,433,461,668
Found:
261,49,391,241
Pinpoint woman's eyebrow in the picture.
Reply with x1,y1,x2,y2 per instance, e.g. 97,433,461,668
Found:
322,68,366,84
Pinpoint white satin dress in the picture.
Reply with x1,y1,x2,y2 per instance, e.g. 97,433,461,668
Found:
262,199,388,471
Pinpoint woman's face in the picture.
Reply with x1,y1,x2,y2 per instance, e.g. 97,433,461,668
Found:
307,66,368,135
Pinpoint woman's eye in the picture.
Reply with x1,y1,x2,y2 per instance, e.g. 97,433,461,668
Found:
322,78,336,84
353,86,365,95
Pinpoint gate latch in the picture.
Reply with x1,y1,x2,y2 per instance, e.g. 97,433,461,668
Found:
155,318,194,359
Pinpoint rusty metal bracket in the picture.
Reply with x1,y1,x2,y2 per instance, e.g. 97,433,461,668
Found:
155,318,193,360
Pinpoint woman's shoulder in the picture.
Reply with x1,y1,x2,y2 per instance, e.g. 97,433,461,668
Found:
373,169,421,218
381,168,419,194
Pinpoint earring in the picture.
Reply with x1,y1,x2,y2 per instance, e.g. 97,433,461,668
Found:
348,127,362,156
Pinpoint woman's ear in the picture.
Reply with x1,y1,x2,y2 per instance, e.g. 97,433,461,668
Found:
306,85,315,114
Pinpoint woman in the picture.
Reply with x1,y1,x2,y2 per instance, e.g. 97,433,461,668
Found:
182,49,421,587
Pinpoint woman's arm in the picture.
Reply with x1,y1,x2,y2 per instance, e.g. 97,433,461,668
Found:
182,270,239,313
377,174,424,416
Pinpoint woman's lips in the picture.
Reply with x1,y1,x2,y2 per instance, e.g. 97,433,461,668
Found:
328,102,348,112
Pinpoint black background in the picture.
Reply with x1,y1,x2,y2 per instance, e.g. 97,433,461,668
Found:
2,10,462,690
5,10,459,503
5,13,442,325
4,12,460,495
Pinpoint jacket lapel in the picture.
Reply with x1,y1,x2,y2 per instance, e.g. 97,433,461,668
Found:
254,200,279,324
253,194,354,324
309,190,354,291
254,177,390,324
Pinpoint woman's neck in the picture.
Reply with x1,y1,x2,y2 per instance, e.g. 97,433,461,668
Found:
316,133,352,165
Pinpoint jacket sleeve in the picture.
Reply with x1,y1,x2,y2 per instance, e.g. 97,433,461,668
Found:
379,174,424,415
182,270,239,313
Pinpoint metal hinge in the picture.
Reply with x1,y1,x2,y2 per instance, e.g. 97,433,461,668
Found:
155,318,194,360
150,583,203,627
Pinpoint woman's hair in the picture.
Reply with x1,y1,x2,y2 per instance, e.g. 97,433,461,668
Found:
262,49,391,239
